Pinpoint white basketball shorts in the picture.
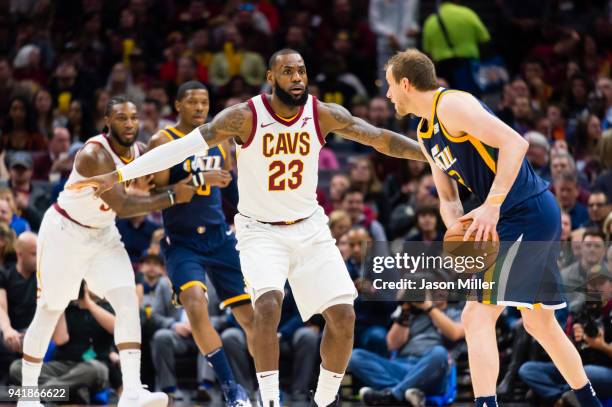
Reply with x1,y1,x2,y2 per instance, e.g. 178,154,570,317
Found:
234,206,357,321
37,206,135,310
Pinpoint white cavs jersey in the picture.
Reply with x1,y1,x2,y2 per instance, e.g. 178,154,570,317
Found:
57,134,141,228
236,94,326,223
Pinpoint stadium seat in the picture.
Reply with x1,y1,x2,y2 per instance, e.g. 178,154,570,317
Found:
425,364,457,406
43,341,55,362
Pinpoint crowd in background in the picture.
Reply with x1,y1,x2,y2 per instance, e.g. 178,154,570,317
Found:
0,0,611,405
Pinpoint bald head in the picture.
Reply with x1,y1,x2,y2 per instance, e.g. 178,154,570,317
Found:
16,231,37,275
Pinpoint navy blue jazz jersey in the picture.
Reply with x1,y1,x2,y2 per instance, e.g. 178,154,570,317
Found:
160,126,250,309
419,88,565,308
418,88,549,214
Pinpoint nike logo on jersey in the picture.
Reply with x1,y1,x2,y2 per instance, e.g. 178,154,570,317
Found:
301,117,312,128
226,229,233,236
261,122,275,128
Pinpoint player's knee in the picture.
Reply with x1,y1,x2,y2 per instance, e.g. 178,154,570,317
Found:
180,287,208,315
255,291,283,326
461,303,494,330
152,329,175,347
9,359,22,384
522,310,557,338
324,304,355,338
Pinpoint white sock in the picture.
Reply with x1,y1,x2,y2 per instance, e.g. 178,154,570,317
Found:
119,349,142,389
257,370,280,407
314,365,344,406
21,360,42,386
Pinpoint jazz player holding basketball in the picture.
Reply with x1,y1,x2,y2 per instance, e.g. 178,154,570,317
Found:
16,96,197,407
148,81,253,406
68,49,426,407
384,49,601,407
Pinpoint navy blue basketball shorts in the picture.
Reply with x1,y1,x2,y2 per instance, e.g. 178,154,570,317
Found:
161,224,251,310
474,190,567,309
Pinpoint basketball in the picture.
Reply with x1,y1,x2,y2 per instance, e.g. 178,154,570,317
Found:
443,220,499,273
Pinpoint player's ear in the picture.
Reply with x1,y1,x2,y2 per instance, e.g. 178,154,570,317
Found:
174,99,181,114
266,69,273,84
401,77,410,92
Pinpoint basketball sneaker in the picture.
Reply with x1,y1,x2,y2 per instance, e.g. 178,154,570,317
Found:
118,386,168,407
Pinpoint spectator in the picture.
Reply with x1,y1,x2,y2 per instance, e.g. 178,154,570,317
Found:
138,254,165,313
138,98,173,144
32,127,72,182
341,187,388,243
521,59,553,110
511,96,534,135
337,232,351,261
328,210,352,241
3,151,52,231
322,173,350,215
561,229,606,313
93,89,110,134
585,192,610,230
547,104,567,141
0,57,29,129
64,99,97,143
349,156,389,227
346,227,396,357
388,174,438,240
106,62,145,108
32,88,53,138
597,77,612,129
209,24,266,88
554,171,589,229
0,232,37,378
574,114,603,176
10,282,119,403
422,0,490,94
0,188,31,236
0,223,16,269
524,131,551,180
519,266,612,403
351,299,464,406
116,212,159,265
222,287,320,403
1,96,47,152
368,0,420,95
318,146,339,170
48,60,92,117
368,97,394,129
406,205,443,242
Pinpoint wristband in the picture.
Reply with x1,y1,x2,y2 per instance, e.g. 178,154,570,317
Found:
486,194,506,206
167,190,176,206
425,305,435,314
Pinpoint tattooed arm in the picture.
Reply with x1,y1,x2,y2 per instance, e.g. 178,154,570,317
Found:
317,102,426,161
196,102,253,146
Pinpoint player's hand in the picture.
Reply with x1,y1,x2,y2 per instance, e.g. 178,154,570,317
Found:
173,322,192,337
413,299,433,311
458,203,500,243
173,175,197,204
78,285,94,310
203,170,232,188
126,175,154,194
583,328,606,350
3,327,23,353
66,171,118,198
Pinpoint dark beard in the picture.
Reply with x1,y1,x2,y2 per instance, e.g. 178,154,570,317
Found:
274,83,308,107
108,124,137,148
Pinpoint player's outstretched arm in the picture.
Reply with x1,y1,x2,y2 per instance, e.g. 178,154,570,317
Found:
67,103,252,197
74,144,196,217
317,101,427,162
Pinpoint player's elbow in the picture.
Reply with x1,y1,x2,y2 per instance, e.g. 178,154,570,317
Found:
516,135,529,155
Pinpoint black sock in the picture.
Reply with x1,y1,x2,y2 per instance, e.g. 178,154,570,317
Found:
573,381,602,407
475,395,498,407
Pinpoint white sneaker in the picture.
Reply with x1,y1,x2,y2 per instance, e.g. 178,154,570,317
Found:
16,402,43,407
118,386,169,407
404,388,425,407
